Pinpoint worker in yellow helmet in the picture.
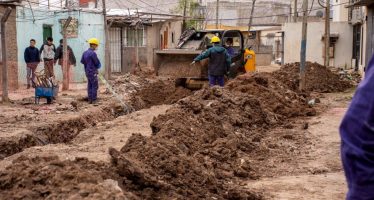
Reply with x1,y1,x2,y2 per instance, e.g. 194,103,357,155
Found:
192,36,231,87
80,38,101,104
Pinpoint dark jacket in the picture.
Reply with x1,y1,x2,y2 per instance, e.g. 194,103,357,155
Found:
24,46,40,64
81,48,101,76
194,45,231,76
55,45,77,66
340,54,374,198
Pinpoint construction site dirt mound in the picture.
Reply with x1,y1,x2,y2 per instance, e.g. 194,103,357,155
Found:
109,86,297,199
272,62,353,93
226,73,316,118
0,156,127,200
110,74,192,110
129,79,193,110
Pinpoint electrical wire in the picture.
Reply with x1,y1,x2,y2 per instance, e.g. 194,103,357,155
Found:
1,0,354,23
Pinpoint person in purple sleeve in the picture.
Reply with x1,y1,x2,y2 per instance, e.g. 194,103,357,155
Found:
340,53,374,199
80,38,101,104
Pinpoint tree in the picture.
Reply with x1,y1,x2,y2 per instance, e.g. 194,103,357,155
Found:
172,0,203,30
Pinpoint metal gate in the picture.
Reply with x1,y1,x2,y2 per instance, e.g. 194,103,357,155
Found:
109,27,122,73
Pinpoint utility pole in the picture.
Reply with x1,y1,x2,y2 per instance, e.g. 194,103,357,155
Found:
300,0,308,91
248,0,256,31
182,0,188,33
324,0,330,67
248,0,256,35
215,0,219,29
134,10,140,73
294,0,298,22
61,16,72,91
102,0,111,79
1,7,12,103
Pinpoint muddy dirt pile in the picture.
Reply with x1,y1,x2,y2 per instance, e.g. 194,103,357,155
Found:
226,73,316,118
272,62,352,93
0,156,127,200
128,79,192,110
110,74,192,110
109,86,291,199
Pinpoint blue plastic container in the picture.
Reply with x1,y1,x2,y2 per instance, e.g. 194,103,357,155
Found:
35,86,59,104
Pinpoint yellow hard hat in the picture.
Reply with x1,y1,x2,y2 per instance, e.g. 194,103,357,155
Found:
211,36,221,43
88,38,99,46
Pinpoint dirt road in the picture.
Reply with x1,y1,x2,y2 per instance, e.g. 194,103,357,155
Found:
0,105,170,169
246,92,351,199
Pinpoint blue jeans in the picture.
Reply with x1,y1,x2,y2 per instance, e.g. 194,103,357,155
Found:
208,75,224,87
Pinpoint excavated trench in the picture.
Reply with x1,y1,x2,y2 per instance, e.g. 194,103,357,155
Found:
0,78,192,160
0,66,355,199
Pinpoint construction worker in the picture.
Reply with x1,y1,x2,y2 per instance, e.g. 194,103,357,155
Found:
340,54,374,199
24,39,40,89
40,37,56,78
80,38,101,104
225,38,235,58
192,36,231,87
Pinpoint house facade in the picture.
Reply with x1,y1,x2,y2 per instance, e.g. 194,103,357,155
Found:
16,7,105,84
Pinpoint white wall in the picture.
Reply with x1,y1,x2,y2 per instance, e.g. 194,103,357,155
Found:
333,0,350,22
283,22,353,68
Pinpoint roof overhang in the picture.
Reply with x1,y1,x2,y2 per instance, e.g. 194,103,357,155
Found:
346,0,374,8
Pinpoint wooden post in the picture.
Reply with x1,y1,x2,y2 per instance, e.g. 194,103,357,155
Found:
247,0,256,46
134,10,140,72
1,7,12,103
324,0,330,67
61,16,72,91
215,0,219,29
102,0,111,79
294,0,298,22
300,0,308,91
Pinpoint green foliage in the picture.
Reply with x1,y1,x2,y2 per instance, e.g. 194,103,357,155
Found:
172,0,204,29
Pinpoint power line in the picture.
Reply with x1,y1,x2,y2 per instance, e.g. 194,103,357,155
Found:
3,0,353,23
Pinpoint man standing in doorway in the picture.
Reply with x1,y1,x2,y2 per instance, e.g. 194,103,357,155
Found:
40,37,56,78
81,38,101,104
192,36,231,87
54,39,76,85
24,39,40,89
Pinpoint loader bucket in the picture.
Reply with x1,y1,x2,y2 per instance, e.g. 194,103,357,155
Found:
155,50,208,78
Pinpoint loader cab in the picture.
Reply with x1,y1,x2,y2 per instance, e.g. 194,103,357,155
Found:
221,30,244,61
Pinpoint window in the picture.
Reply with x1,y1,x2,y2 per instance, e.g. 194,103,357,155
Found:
123,27,146,47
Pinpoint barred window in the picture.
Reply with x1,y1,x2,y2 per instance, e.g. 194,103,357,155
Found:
123,27,146,47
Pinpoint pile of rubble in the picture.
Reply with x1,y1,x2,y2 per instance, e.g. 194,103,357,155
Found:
272,62,353,93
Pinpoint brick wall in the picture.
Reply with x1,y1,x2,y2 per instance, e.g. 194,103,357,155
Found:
0,5,18,90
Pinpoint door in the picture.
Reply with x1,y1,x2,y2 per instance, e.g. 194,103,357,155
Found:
43,25,52,42
163,27,168,49
353,24,361,70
